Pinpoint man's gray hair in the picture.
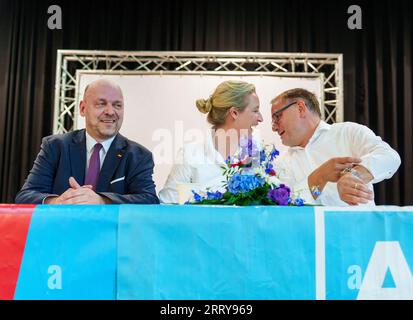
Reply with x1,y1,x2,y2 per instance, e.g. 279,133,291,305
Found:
271,88,321,117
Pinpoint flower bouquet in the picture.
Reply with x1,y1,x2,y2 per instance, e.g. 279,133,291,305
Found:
188,138,304,206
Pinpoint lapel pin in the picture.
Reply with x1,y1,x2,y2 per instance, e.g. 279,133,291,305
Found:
117,153,123,158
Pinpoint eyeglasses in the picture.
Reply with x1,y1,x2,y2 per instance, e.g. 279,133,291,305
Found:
271,101,297,124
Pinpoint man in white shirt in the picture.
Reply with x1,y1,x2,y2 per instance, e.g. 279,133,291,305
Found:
271,88,401,206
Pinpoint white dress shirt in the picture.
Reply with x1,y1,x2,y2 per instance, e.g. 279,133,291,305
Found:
85,132,116,174
274,120,401,206
159,131,229,204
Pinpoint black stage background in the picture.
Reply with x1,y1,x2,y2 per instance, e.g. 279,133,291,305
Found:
0,0,411,204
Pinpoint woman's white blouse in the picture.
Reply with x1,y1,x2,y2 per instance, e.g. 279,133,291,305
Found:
159,132,227,204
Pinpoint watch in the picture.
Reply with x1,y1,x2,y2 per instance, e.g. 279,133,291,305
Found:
340,167,362,179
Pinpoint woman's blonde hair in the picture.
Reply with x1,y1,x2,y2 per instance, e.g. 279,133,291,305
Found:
196,80,256,126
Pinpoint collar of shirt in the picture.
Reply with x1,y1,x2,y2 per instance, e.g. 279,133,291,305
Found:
289,120,331,152
85,131,116,155
204,129,226,165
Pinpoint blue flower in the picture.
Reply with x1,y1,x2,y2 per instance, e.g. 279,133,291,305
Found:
206,191,223,200
228,174,264,195
264,162,274,174
192,190,203,202
269,148,280,161
239,137,259,159
295,198,305,206
260,150,266,163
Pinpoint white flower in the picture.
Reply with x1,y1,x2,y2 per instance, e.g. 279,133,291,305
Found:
253,166,266,177
265,175,281,187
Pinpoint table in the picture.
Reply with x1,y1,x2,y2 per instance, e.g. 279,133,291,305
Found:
1,204,412,300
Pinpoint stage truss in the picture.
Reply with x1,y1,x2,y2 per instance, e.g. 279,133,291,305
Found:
54,50,343,134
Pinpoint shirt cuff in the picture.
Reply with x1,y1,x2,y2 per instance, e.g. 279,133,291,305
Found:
42,195,59,204
359,156,396,184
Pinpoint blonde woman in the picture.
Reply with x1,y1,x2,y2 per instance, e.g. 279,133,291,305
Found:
159,80,263,203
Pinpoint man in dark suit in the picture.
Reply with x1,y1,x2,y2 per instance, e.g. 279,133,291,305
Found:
15,79,159,204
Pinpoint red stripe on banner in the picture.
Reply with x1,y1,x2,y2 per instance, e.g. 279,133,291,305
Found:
0,204,35,300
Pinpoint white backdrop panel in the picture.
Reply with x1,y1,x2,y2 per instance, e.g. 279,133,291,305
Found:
76,74,322,193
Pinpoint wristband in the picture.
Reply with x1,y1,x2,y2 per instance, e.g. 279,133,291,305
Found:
310,185,321,197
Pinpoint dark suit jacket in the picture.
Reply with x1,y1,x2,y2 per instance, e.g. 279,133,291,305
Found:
15,129,160,204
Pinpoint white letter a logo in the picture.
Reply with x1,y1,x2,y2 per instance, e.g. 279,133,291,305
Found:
358,241,413,299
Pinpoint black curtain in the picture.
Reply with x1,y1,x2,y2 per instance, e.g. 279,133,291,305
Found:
0,0,412,204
